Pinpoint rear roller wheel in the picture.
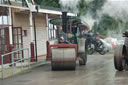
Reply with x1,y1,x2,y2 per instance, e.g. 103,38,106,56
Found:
79,40,88,65
79,53,86,65
114,45,125,71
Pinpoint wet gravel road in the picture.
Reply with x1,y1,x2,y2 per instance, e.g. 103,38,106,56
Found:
0,54,128,85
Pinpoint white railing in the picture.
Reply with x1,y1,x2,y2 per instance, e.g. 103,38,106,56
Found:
1,48,31,79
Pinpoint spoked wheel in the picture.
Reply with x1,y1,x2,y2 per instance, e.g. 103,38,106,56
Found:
96,40,105,52
114,45,125,71
99,50,106,55
88,48,94,55
88,44,94,55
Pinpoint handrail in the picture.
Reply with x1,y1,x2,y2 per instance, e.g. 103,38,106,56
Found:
1,48,28,56
1,48,30,79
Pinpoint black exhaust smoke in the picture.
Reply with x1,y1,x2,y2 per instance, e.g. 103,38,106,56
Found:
62,12,67,33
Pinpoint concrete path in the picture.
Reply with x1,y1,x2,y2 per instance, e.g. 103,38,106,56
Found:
0,54,128,85
0,57,46,79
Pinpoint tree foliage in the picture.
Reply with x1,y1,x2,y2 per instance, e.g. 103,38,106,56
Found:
34,0,60,8
78,0,106,17
97,14,118,36
34,0,42,5
78,0,88,16
88,0,106,19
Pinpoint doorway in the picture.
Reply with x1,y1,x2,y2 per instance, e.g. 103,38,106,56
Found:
13,27,23,61
0,27,10,64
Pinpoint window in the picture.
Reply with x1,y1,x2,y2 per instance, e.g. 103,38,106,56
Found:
48,23,57,40
0,0,9,4
0,16,8,25
22,30,27,37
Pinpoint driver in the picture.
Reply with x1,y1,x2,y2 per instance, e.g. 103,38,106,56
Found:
58,26,67,43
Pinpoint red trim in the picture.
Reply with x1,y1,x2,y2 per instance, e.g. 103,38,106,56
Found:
0,27,11,64
46,41,50,60
46,42,78,61
13,27,24,61
30,42,36,62
9,44,14,63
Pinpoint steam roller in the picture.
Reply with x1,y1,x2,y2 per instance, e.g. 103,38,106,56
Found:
114,31,128,71
46,11,89,70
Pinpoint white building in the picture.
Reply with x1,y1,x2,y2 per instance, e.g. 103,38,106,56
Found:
0,0,75,63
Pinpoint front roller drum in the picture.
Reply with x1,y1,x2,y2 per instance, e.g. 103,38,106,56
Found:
51,47,76,70
114,45,125,71
52,61,76,70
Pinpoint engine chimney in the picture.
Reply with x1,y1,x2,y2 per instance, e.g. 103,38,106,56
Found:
62,12,67,33
94,21,97,35
94,21,98,40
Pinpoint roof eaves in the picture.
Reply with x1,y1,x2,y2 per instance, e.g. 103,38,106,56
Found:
0,4,29,10
39,5,76,16
39,5,61,11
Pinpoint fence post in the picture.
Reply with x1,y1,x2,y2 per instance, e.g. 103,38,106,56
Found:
11,53,14,75
19,49,23,70
27,48,31,68
1,55,4,79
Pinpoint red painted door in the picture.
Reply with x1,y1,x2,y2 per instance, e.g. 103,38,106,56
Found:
13,27,23,61
0,27,10,64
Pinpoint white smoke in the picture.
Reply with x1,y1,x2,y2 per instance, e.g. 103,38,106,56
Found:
97,0,128,39
59,0,128,32
59,0,80,13
100,37,124,50
99,0,128,21
80,14,96,29
59,0,96,28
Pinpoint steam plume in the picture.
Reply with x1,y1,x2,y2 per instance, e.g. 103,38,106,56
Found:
99,0,128,21
59,0,80,13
